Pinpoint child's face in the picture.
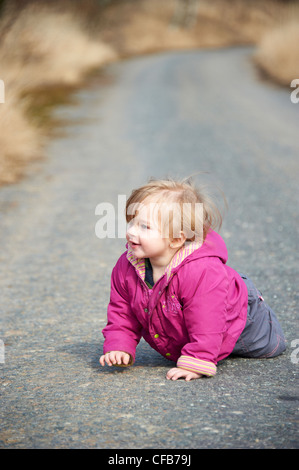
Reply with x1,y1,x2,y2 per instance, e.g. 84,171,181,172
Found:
126,202,171,261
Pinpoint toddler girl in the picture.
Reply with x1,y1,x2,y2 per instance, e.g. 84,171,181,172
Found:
99,178,286,381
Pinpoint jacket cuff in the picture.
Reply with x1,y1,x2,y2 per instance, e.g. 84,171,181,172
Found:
177,355,217,377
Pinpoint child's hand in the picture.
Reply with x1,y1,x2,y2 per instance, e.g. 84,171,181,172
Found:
166,367,202,381
99,351,131,367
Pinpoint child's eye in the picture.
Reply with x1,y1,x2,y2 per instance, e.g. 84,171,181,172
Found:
140,224,150,230
127,220,135,229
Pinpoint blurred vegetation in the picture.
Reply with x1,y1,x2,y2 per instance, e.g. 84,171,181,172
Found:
0,0,298,185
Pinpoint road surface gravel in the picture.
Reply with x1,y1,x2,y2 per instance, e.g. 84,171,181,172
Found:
0,47,298,449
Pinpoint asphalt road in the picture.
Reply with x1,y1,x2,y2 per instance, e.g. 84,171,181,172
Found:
0,47,298,450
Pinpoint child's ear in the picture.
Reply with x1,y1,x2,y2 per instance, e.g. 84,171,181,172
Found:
170,232,187,249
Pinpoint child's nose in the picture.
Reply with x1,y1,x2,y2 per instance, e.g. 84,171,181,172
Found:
127,222,138,238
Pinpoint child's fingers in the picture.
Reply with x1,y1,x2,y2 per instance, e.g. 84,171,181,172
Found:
185,372,202,381
99,351,131,367
166,367,201,381
115,352,123,364
99,355,106,366
108,352,117,365
122,353,130,365
166,367,182,380
99,354,111,366
114,351,130,365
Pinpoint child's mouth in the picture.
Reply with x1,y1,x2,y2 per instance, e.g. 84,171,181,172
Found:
130,241,140,249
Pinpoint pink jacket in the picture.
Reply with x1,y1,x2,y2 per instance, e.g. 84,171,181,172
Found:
102,231,248,376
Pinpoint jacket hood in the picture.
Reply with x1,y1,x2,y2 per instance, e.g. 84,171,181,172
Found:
166,230,227,277
184,230,227,264
126,230,228,282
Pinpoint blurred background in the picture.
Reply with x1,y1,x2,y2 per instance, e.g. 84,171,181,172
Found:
0,0,298,186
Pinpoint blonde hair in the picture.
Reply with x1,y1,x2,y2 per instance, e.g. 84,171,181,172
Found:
126,177,224,243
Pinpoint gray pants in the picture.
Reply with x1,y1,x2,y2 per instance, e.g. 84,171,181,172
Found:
232,274,287,358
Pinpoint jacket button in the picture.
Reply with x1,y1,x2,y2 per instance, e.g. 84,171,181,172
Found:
144,308,148,313
154,334,159,339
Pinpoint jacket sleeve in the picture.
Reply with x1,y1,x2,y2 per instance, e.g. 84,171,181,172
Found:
102,256,142,365
177,262,229,377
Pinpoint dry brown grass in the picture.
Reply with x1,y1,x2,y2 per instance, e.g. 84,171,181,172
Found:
0,0,298,186
254,18,299,86
0,2,117,184
98,0,284,56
